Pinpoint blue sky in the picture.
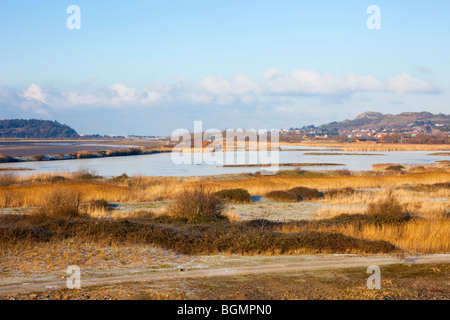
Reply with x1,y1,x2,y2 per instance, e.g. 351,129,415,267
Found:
0,0,449,135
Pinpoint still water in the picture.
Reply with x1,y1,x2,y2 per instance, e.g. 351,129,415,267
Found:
0,146,447,177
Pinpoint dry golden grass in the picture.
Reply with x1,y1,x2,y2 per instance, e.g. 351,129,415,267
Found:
0,165,448,256
372,162,449,171
371,163,404,170
276,217,450,253
276,192,450,253
313,205,367,218
342,218,450,253
0,182,138,208
1,164,448,256
1,169,448,208
190,171,450,196
314,188,449,219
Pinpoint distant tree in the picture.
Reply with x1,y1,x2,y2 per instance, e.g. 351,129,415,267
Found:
0,119,79,139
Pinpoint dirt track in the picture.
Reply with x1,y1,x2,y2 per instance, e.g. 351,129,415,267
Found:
1,254,448,296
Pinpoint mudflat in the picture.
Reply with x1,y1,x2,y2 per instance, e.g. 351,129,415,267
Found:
0,142,129,157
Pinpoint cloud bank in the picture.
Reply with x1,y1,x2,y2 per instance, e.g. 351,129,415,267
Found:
0,68,439,120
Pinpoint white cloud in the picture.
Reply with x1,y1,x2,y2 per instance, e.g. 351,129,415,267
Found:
143,89,161,103
387,72,437,95
110,84,137,102
23,84,47,103
60,91,106,107
201,74,260,95
261,68,435,95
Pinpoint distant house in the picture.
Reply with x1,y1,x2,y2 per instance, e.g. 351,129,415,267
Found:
373,133,384,139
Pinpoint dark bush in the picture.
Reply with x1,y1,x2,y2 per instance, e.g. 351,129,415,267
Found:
322,187,357,199
71,168,100,180
82,199,111,212
333,169,352,176
214,188,252,203
36,189,84,219
170,186,226,222
0,172,18,187
366,195,410,225
34,175,68,183
112,173,129,183
265,191,300,202
0,215,396,255
288,187,322,200
386,165,405,171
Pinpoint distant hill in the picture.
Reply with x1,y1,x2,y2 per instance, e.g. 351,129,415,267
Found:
0,119,79,139
318,111,450,132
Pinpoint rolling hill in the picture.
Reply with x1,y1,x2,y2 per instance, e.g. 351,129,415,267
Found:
0,119,79,139
318,112,450,131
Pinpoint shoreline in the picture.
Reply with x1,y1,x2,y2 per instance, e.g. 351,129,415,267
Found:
0,140,173,164
0,149,172,164
280,141,450,151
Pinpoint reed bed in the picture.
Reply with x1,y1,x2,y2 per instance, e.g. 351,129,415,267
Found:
315,188,449,218
0,182,139,208
189,171,450,196
1,170,449,208
276,218,449,253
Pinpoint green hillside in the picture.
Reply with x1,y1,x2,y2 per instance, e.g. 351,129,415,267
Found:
0,119,79,139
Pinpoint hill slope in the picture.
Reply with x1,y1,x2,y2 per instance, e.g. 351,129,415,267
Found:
318,112,450,131
0,119,79,139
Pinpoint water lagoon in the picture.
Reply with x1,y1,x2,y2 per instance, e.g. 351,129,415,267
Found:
0,146,447,177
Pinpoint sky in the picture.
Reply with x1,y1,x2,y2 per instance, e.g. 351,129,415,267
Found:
0,0,449,136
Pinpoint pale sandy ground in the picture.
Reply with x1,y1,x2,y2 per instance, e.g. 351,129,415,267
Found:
102,198,325,221
1,253,448,296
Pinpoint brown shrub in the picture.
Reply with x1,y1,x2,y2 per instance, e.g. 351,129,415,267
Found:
288,187,322,200
265,191,300,202
366,194,410,225
81,199,111,212
36,189,84,219
71,168,100,180
386,165,405,172
169,186,226,222
333,169,352,176
322,187,357,199
0,172,18,187
214,188,252,203
0,214,396,255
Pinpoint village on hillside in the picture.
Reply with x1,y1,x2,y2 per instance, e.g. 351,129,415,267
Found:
277,112,450,143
